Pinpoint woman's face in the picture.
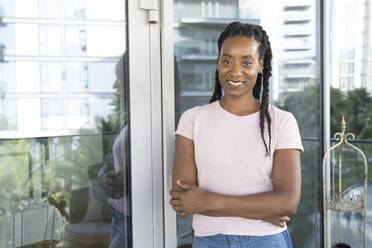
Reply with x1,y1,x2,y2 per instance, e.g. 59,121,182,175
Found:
217,36,263,99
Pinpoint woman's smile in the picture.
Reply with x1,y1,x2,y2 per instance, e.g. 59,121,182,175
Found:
227,80,244,88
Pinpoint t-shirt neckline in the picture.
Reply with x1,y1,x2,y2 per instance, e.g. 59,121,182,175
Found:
216,100,261,118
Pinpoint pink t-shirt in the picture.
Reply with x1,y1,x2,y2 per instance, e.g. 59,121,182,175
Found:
175,101,304,237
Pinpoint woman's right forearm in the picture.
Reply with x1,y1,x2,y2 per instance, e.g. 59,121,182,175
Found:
172,136,198,192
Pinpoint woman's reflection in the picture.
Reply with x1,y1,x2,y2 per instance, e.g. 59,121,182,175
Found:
98,53,131,248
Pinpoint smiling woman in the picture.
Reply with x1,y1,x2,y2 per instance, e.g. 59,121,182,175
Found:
218,37,263,99
170,22,303,248
217,36,263,116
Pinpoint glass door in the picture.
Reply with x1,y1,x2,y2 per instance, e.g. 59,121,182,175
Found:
162,1,322,247
326,0,372,246
0,0,158,247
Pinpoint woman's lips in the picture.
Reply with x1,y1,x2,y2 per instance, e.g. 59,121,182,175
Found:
227,80,244,88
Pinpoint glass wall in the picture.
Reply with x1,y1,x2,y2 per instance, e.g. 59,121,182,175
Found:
0,0,130,247
173,0,321,247
328,0,372,246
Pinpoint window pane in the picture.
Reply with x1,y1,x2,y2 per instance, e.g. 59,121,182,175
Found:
329,0,372,246
38,0,60,18
0,24,40,56
41,99,64,129
40,25,62,56
0,1,131,247
0,99,17,130
40,62,64,92
173,1,321,247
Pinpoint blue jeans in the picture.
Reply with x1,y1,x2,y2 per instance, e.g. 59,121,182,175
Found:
193,230,293,248
177,213,194,246
109,209,131,248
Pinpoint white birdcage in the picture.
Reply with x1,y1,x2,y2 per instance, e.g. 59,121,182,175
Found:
323,117,368,248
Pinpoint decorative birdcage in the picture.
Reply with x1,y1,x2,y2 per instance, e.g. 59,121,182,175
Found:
322,117,368,248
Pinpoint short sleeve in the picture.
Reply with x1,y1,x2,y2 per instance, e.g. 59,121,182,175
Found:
275,113,304,152
175,107,198,140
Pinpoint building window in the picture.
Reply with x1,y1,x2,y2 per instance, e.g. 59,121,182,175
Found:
41,99,64,129
339,62,354,75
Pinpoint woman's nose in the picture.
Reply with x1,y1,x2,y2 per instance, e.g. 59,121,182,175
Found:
230,63,243,75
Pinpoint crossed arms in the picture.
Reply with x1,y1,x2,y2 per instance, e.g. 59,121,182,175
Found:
170,135,301,226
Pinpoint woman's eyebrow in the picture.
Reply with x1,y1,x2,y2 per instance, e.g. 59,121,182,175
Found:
221,53,255,59
221,53,232,58
242,55,255,59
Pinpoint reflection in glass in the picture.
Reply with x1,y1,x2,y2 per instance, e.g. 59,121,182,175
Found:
38,0,60,18
64,25,88,56
0,0,124,20
173,1,321,247
0,0,130,247
66,98,89,129
14,24,40,56
64,0,87,19
41,99,64,129
0,99,17,130
40,25,62,56
40,62,63,92
65,63,89,92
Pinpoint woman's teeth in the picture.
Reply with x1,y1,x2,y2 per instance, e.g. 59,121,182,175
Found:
228,81,243,86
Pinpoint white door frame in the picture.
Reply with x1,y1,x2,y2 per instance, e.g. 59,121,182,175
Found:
160,0,178,247
158,0,330,248
127,0,163,247
322,0,331,246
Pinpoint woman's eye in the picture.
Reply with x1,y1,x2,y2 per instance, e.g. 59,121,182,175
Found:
243,61,253,66
222,60,231,65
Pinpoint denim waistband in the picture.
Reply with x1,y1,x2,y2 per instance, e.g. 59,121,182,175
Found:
193,230,293,248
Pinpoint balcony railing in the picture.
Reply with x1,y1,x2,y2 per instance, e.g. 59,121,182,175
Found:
1,135,369,197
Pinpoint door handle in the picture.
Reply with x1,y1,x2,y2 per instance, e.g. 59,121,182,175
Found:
139,0,159,24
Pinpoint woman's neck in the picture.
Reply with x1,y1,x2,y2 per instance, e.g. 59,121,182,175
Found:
220,96,261,116
219,95,261,116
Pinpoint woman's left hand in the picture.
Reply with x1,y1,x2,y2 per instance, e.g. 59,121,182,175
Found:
169,180,209,216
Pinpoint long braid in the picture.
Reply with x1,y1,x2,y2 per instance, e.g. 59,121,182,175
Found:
209,70,222,103
253,73,262,100
257,26,273,155
210,22,273,155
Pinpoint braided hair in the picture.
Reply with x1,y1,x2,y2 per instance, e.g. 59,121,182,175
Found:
209,22,273,155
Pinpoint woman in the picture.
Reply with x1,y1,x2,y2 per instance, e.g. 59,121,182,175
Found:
170,22,303,247
98,54,131,248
